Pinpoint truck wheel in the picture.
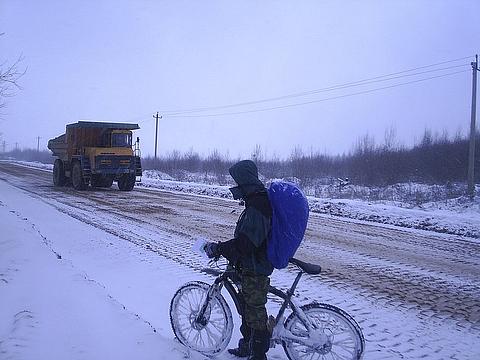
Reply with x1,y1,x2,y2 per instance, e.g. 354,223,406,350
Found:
53,159,66,186
118,173,135,191
72,161,86,190
90,174,100,188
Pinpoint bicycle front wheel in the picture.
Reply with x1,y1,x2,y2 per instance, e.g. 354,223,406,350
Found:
283,302,365,360
169,281,234,356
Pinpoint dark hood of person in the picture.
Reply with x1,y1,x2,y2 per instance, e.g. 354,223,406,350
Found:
229,160,265,200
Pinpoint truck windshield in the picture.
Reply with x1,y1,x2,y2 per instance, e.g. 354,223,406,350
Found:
112,133,132,147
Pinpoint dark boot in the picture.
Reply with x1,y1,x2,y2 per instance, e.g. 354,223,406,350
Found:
228,338,250,357
247,329,270,360
228,322,251,357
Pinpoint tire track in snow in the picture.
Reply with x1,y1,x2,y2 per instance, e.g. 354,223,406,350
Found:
2,162,480,359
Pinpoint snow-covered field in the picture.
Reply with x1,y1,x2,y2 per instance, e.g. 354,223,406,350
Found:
1,160,480,359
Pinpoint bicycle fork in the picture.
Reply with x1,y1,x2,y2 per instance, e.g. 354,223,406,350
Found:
195,279,223,326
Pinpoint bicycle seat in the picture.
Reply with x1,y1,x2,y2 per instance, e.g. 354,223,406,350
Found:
289,258,321,275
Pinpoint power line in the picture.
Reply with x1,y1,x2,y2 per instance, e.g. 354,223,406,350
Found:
167,69,470,118
162,63,470,116
157,55,474,116
129,112,155,124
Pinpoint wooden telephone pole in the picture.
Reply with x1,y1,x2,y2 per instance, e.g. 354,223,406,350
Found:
153,112,162,160
468,55,478,198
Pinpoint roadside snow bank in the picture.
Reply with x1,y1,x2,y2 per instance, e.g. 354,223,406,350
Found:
0,159,53,171
0,183,199,360
308,197,480,238
141,170,232,199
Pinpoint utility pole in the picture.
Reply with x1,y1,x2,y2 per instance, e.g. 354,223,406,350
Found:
36,136,41,152
153,112,162,160
15,142,19,151
468,54,478,199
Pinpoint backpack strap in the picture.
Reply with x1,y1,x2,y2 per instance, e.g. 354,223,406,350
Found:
245,191,272,219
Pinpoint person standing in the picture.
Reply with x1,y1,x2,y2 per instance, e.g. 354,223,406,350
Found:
204,160,272,360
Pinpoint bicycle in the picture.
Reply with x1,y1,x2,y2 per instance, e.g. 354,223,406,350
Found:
169,257,365,359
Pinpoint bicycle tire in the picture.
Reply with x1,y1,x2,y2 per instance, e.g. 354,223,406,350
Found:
282,302,365,360
169,281,234,356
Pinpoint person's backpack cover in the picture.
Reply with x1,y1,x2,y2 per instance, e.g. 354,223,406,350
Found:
267,181,309,269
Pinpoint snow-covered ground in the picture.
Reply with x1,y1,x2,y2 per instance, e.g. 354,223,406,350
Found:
1,160,480,359
6,160,479,238
0,180,208,360
140,169,480,239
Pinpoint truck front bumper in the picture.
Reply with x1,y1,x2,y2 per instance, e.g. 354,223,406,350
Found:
93,155,136,175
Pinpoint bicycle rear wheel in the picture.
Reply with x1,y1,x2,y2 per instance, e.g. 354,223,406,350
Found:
169,281,233,356
283,302,365,360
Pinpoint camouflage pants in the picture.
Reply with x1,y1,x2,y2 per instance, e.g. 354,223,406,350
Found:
241,270,270,331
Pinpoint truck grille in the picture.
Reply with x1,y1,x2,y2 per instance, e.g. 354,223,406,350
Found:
95,155,134,174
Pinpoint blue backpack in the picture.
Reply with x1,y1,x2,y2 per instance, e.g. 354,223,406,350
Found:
267,181,309,269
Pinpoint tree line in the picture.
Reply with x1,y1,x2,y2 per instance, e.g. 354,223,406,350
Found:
142,129,480,187
2,129,479,187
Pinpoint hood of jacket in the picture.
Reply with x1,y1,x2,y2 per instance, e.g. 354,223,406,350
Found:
229,160,265,200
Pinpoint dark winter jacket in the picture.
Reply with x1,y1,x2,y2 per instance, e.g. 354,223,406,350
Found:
218,160,273,276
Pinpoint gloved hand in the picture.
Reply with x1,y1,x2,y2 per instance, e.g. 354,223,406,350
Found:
204,242,221,259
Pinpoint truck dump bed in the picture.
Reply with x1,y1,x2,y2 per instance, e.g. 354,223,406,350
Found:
48,121,140,160
47,134,67,158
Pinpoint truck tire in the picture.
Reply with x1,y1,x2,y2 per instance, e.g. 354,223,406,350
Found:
53,159,66,186
118,173,135,191
72,161,86,190
90,174,100,188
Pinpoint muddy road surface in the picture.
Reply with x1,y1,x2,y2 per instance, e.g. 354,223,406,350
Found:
1,161,479,359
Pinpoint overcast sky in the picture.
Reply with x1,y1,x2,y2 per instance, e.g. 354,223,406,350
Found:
0,0,478,159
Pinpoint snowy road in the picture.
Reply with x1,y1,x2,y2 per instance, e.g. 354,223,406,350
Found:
1,162,479,359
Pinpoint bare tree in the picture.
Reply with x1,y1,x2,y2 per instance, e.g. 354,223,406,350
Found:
289,146,307,182
205,149,228,184
184,147,200,172
0,58,25,109
1,33,26,111
354,133,376,155
383,125,398,151
251,144,263,162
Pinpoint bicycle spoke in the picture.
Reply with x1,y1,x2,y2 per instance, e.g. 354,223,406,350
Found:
332,338,355,349
186,326,194,341
177,301,191,314
208,318,224,333
178,323,190,334
185,293,196,311
204,324,221,345
192,329,201,345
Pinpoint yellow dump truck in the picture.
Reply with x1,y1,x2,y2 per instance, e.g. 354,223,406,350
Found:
47,121,142,191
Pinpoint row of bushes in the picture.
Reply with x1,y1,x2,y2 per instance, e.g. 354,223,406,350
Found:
2,130,479,188
143,131,480,187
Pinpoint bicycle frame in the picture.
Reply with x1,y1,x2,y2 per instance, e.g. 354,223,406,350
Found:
197,266,330,350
